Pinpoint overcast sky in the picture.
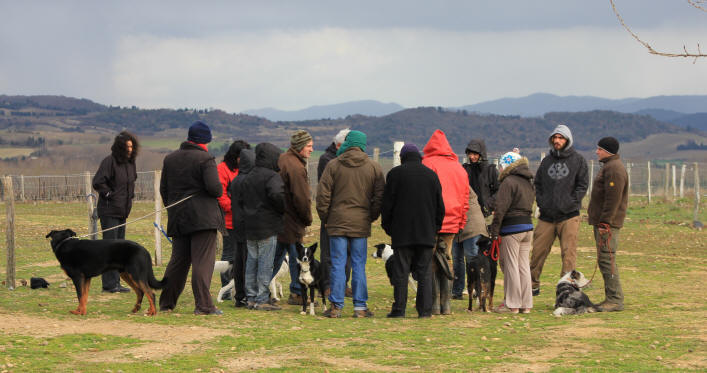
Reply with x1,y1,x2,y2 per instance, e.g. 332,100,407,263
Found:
1,1,706,112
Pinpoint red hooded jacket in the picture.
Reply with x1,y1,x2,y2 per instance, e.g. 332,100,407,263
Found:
217,161,239,230
422,130,469,233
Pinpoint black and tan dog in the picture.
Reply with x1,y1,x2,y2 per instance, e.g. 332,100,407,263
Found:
46,229,167,316
466,237,497,312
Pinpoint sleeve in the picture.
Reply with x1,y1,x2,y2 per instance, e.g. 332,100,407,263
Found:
486,165,500,213
599,167,626,225
216,165,232,214
458,177,470,231
369,163,386,222
315,163,334,224
574,157,589,204
291,165,313,226
317,156,327,182
533,161,544,207
489,181,512,237
434,176,445,232
267,173,286,214
92,157,113,197
159,161,168,206
202,157,223,198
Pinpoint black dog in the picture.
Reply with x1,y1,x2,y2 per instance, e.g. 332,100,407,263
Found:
466,237,497,312
295,242,327,316
46,229,167,316
30,277,50,289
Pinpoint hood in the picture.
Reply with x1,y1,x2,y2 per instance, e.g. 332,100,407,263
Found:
254,142,283,171
549,124,574,151
337,130,367,156
237,148,255,174
401,150,422,164
325,142,338,155
423,130,458,162
499,157,533,182
464,139,488,161
338,147,369,168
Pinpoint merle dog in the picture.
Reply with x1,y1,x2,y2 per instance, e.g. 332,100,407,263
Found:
466,237,497,312
296,242,328,316
553,270,598,316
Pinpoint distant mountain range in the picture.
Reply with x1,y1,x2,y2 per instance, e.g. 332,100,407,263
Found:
243,100,404,121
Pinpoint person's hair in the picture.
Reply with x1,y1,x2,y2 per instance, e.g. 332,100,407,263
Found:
223,140,251,170
110,131,139,163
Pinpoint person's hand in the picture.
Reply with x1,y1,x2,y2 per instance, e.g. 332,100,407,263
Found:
598,223,610,235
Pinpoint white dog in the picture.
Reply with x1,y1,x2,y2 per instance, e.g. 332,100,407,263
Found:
214,261,234,303
269,254,289,302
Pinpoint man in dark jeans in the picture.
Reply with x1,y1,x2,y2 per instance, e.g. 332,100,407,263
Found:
92,131,139,293
381,143,445,318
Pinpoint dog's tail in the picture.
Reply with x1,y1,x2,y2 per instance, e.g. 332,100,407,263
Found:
147,265,168,289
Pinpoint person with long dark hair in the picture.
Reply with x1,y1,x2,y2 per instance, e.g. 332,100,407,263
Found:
92,130,139,293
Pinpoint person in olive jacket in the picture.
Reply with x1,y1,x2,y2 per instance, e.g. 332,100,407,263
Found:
92,131,139,293
381,143,444,318
159,121,224,315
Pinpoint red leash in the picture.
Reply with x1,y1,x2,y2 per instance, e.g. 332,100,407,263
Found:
484,237,500,262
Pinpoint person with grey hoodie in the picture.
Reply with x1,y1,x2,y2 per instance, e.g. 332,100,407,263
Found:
530,124,588,296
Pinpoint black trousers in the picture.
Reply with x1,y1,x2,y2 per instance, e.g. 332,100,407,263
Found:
233,240,247,303
99,216,126,290
220,229,236,288
319,225,351,290
390,246,434,317
159,229,218,313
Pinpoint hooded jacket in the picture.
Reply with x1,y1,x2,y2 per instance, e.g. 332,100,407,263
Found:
462,139,499,217
278,147,313,244
318,142,338,181
160,141,224,237
239,143,285,241
534,125,589,222
587,154,628,229
489,157,535,238
422,130,469,234
217,161,238,230
93,154,137,219
381,151,445,249
229,149,255,243
316,147,385,237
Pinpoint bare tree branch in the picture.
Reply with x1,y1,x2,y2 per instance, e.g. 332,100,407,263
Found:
610,0,707,60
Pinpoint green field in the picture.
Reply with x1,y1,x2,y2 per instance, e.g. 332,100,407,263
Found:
0,147,36,159
0,197,704,372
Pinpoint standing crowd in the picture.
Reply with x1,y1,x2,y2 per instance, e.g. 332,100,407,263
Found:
95,121,628,317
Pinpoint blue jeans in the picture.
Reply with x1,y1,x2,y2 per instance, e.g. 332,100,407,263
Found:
245,236,277,304
272,242,302,296
329,236,368,310
452,235,482,296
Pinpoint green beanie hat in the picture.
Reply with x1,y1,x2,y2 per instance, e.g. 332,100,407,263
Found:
336,130,367,156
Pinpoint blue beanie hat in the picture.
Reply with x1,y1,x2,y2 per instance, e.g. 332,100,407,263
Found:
188,121,212,144
400,143,419,157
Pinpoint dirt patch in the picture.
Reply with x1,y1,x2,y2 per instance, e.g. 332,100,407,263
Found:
222,352,295,371
0,312,230,362
319,355,403,372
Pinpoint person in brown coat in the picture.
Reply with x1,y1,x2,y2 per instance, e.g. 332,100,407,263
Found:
316,130,385,318
273,130,314,305
159,121,224,315
587,136,628,312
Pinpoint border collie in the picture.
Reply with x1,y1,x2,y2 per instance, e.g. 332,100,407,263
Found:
553,270,598,316
372,243,418,293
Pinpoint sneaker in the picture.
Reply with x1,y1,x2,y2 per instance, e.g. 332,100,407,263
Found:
287,293,304,305
194,309,223,316
387,311,405,318
520,308,531,314
452,294,464,300
532,288,540,296
323,305,342,318
597,302,624,312
254,302,281,311
345,287,353,298
353,309,374,318
493,304,519,314
234,299,248,308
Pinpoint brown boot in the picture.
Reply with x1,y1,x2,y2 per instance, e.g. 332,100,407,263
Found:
598,302,624,312
287,293,303,305
353,309,374,318
323,305,342,318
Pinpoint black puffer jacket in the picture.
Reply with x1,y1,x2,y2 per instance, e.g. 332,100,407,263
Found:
462,139,499,217
229,149,255,243
381,151,445,249
534,125,589,222
93,155,137,219
160,142,223,237
239,143,285,241
317,142,338,181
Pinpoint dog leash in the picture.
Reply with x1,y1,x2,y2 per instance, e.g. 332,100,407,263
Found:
484,237,500,261
582,223,614,288
74,194,195,239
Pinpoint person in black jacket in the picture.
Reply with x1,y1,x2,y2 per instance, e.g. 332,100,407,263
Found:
237,143,285,311
92,131,139,293
381,143,445,318
229,148,255,308
159,121,224,315
317,128,351,299
530,124,589,296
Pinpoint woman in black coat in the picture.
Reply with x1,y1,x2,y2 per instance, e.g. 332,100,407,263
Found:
92,131,139,293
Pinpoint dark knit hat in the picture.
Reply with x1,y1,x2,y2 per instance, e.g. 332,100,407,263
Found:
597,136,619,155
188,121,212,144
290,130,312,152
400,143,419,157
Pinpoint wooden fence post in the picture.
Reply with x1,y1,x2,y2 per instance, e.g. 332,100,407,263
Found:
84,171,98,240
393,141,404,167
3,176,16,290
664,163,670,201
588,160,594,195
694,163,701,224
154,170,162,266
672,164,677,198
627,162,632,195
647,161,652,204
680,164,686,198
373,147,380,163
19,175,25,202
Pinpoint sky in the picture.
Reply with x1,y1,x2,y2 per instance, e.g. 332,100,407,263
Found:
1,1,706,113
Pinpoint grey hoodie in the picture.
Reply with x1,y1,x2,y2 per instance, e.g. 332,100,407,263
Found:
549,124,574,155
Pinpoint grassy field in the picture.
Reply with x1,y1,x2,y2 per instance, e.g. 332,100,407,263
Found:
0,197,704,372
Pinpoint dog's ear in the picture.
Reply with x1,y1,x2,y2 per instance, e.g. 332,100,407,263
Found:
45,230,56,239
570,270,580,280
68,229,77,237
309,242,317,256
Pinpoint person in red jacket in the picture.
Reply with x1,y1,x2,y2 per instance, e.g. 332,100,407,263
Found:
216,140,250,300
422,129,469,315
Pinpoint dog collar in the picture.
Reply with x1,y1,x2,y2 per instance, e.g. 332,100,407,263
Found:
55,236,77,250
